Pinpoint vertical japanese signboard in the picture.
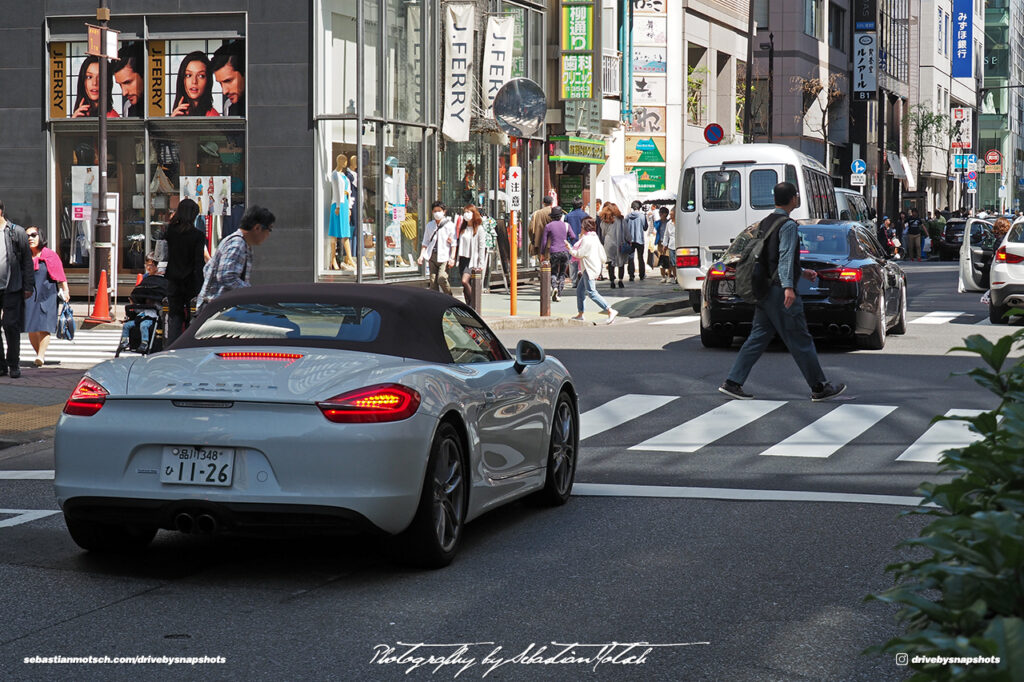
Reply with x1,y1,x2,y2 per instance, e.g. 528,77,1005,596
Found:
559,1,594,100
853,33,877,100
951,107,972,150
952,0,973,79
853,0,877,30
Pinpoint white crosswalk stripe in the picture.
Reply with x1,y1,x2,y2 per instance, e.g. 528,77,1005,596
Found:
895,409,986,463
580,394,677,440
649,315,700,325
629,399,786,453
20,328,123,366
759,404,897,458
910,311,966,324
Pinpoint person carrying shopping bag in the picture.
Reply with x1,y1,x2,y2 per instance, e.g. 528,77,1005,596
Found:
566,217,617,324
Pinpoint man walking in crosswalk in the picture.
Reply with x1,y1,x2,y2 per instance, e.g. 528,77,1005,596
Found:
718,182,845,402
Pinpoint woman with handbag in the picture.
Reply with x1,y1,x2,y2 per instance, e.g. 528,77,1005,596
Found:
599,202,628,289
163,199,207,343
24,227,70,367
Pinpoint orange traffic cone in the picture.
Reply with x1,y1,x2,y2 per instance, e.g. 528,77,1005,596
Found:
135,273,143,285
85,270,114,324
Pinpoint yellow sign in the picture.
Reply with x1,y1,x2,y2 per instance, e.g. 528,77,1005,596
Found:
49,42,67,119
148,40,165,118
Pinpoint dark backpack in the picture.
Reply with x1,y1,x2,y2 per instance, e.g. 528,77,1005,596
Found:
732,213,787,304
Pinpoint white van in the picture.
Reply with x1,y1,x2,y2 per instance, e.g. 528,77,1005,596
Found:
675,144,838,310
835,187,872,229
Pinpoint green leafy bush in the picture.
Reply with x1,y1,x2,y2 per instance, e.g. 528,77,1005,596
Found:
866,329,1024,680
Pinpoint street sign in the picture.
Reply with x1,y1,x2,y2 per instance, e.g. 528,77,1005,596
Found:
953,155,966,171
507,166,522,211
851,159,866,174
851,173,867,186
967,154,977,165
967,180,977,193
967,170,977,181
703,123,724,144
967,161,977,172
986,149,1001,165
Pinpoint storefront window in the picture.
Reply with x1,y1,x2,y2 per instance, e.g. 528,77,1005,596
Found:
385,0,424,123
363,0,382,118
318,0,359,115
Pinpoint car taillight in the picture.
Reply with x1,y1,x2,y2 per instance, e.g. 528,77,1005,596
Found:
818,267,863,282
216,352,304,365
996,246,1024,264
316,383,421,423
677,247,700,268
64,377,108,416
707,263,735,280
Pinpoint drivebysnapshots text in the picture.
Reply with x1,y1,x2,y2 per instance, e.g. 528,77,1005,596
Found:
369,640,709,677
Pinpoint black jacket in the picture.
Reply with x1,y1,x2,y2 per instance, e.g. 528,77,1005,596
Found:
2,222,34,295
164,226,207,297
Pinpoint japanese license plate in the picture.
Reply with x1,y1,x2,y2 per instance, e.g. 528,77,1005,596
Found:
160,446,235,486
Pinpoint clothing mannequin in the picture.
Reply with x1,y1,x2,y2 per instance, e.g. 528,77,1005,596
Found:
328,154,354,269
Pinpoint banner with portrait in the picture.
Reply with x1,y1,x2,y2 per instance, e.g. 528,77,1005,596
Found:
149,39,247,117
48,38,246,119
49,41,146,119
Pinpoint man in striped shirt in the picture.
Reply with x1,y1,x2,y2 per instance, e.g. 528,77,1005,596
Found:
197,205,275,307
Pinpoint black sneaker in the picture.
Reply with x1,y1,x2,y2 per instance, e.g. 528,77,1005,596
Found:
8,365,21,379
811,382,846,402
552,291,558,302
0,365,6,377
718,380,753,400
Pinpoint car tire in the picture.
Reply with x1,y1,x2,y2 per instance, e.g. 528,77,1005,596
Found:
536,392,578,507
700,324,732,348
857,295,886,350
689,290,701,314
990,301,1009,324
64,516,156,553
890,283,908,335
399,421,467,569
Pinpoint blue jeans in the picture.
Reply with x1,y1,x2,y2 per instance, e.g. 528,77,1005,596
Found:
727,285,827,389
576,272,611,313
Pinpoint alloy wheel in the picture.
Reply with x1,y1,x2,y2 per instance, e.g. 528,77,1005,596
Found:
431,437,464,552
550,400,576,495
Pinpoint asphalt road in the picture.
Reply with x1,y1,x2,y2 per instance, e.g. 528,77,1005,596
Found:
0,260,1014,681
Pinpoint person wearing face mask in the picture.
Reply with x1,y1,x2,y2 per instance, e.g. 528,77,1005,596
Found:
418,201,456,295
455,205,487,305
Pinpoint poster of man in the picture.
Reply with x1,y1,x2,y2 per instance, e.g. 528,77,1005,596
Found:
157,39,247,117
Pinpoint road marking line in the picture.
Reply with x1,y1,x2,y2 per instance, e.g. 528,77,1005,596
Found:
0,509,60,528
649,315,700,325
629,399,786,453
0,470,55,479
572,483,930,507
580,394,677,440
896,409,987,463
759,404,897,458
910,311,965,324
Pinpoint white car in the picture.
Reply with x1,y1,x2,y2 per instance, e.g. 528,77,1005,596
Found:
55,284,579,568
989,217,1024,324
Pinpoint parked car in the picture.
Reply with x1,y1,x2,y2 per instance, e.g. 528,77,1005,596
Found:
957,218,997,294
700,219,907,350
54,284,579,568
988,217,1024,324
936,218,968,260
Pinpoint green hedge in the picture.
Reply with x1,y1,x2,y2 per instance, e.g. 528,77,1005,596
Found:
866,329,1024,681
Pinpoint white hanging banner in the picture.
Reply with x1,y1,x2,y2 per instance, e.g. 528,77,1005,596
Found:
443,4,476,142
481,15,515,118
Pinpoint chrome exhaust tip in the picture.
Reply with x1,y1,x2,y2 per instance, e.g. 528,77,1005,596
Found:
195,514,218,535
174,513,194,534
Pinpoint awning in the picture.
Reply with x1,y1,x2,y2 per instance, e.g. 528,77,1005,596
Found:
886,151,917,191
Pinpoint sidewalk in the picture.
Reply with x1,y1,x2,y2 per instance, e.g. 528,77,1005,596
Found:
62,275,691,332
477,274,689,329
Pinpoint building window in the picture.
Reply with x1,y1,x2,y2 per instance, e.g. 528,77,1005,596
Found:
937,9,944,55
805,0,823,40
828,4,845,52
754,0,769,29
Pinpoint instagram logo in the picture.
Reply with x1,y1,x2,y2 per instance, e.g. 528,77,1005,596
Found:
896,653,909,666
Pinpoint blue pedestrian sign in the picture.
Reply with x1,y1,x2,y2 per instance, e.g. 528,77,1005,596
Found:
967,154,977,165
967,180,977,190
851,159,866,174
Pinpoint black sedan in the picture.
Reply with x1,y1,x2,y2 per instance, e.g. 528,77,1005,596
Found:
937,218,968,260
700,220,908,350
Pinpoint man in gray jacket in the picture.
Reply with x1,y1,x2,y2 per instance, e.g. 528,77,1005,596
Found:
0,199,35,378
624,200,648,281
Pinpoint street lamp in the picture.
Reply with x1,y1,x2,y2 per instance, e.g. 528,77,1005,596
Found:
758,33,774,142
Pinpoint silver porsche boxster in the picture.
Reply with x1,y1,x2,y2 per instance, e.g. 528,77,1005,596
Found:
54,284,579,568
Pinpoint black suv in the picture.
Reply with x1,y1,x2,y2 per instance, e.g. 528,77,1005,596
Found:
937,219,967,260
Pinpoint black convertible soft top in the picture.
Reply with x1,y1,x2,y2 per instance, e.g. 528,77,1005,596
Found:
168,283,495,364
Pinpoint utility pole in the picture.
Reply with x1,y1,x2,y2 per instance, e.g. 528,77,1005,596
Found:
742,1,755,142
94,0,112,318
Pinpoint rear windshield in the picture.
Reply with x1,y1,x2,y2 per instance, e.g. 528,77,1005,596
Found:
193,302,381,343
798,226,850,257
1008,224,1024,243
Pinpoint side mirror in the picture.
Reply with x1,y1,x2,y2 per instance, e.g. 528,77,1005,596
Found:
513,340,545,373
